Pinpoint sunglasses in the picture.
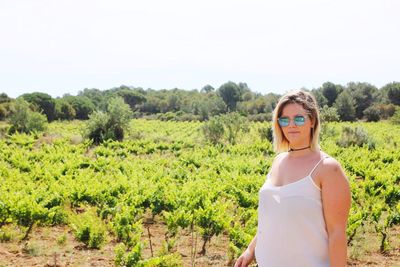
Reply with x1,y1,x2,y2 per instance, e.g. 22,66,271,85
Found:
278,115,307,127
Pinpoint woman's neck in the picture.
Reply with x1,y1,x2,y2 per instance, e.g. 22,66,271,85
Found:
287,144,315,158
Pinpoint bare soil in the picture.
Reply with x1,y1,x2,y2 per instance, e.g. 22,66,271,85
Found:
0,221,399,267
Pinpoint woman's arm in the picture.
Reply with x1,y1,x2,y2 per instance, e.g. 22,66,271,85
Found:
234,235,257,267
320,158,351,267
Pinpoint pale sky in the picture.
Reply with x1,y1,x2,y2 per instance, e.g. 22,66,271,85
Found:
0,0,399,98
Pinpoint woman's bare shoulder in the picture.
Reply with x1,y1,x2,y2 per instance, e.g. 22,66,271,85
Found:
319,153,347,180
272,152,288,163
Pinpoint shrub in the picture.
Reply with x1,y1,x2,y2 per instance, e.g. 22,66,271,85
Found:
8,99,47,134
320,105,340,122
86,111,111,144
391,108,400,125
175,113,201,122
376,103,396,119
363,106,381,122
115,243,143,267
202,112,249,145
71,212,106,249
55,100,76,120
116,243,182,267
320,124,338,140
22,241,41,256
158,112,176,121
139,253,182,267
0,229,12,242
247,113,272,122
25,112,48,132
113,208,142,249
0,101,15,120
222,112,250,145
337,126,375,149
202,116,225,145
56,234,67,246
85,97,133,144
258,126,273,142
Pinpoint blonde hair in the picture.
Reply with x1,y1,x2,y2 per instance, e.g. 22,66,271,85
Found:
272,89,321,152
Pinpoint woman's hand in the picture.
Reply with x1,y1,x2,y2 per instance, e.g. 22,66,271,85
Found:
234,249,254,267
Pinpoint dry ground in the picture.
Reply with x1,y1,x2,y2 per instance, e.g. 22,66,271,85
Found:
0,219,399,267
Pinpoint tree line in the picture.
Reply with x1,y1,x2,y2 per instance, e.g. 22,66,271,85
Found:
1,81,400,123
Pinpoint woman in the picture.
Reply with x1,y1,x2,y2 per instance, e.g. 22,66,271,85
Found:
235,90,351,267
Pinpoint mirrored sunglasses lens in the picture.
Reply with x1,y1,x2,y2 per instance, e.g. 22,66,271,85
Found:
279,118,289,126
294,116,305,125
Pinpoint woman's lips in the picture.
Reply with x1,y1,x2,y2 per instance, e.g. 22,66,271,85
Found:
288,131,300,134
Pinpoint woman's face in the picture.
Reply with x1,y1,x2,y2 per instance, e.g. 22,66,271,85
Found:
279,103,314,147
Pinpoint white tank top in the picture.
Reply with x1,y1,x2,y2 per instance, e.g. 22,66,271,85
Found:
255,156,330,267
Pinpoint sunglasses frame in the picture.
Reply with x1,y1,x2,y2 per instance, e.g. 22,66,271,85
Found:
278,115,308,127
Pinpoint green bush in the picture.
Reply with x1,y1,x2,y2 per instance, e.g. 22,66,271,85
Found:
86,111,111,144
139,253,182,267
337,126,375,149
113,208,142,249
376,103,396,119
391,108,400,125
85,97,133,144
320,124,338,140
363,106,381,122
202,116,225,145
258,125,273,142
71,213,106,249
115,243,143,267
202,112,249,145
8,99,47,134
247,113,272,122
223,112,250,145
115,242,182,267
320,105,340,122
0,229,12,242
158,112,176,121
0,101,15,120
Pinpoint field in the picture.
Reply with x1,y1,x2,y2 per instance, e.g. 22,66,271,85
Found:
0,119,399,266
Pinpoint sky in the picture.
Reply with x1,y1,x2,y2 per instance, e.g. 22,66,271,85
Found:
0,0,399,98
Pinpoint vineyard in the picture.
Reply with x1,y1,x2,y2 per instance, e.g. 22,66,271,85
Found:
0,119,399,266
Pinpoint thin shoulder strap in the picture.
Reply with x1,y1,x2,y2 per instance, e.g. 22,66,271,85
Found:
309,156,330,176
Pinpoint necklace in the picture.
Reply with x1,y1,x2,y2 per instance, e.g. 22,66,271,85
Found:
288,146,310,152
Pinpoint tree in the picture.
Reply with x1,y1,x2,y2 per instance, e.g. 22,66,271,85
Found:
167,94,180,111
201,85,214,93
264,93,280,113
0,93,11,104
78,88,106,110
20,92,56,122
334,90,356,121
321,82,342,106
311,89,328,108
347,82,378,119
382,82,400,105
194,94,227,120
238,82,251,97
0,101,15,120
217,82,241,111
117,89,146,111
64,96,95,120
55,99,76,120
